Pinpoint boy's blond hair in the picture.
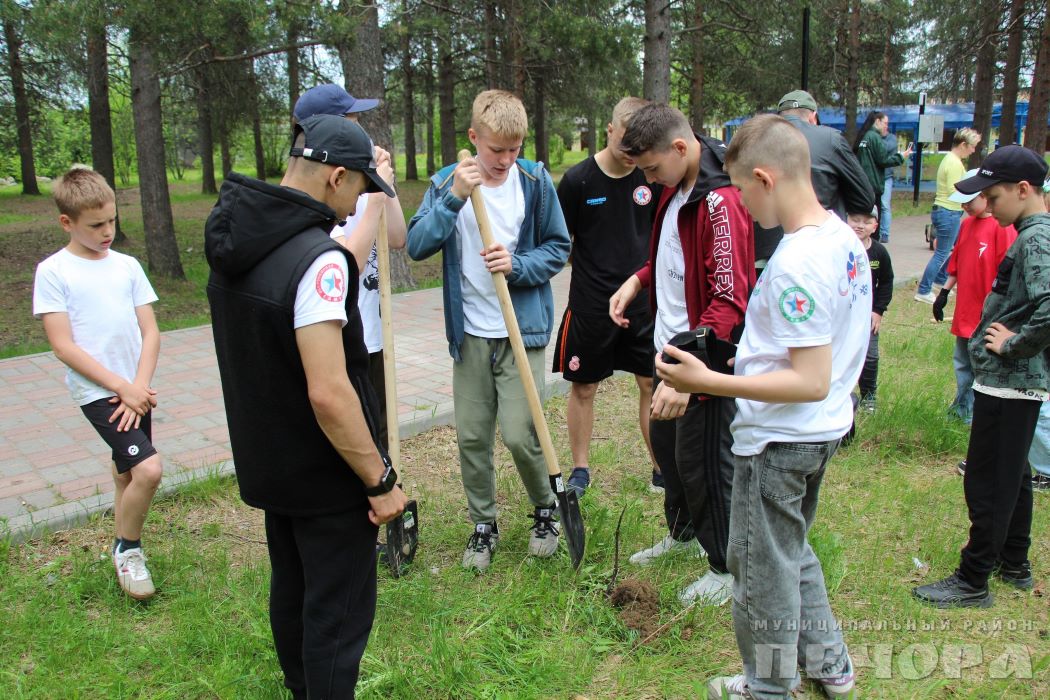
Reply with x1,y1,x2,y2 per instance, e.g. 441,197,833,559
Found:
611,97,649,129
471,90,528,139
953,127,981,147
724,114,810,179
53,166,115,219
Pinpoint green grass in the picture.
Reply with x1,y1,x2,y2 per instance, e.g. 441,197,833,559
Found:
1,294,1047,698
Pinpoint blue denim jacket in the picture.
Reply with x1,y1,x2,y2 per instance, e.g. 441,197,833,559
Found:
407,159,570,361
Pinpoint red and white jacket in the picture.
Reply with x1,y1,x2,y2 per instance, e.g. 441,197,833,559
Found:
634,134,756,343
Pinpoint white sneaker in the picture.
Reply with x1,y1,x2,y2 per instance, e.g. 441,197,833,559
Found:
679,569,733,606
913,291,936,304
114,547,155,600
629,534,705,566
706,674,751,698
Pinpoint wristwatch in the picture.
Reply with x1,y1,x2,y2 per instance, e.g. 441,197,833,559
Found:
365,459,397,497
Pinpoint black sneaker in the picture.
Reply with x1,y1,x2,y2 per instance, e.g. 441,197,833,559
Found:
461,523,498,571
912,571,993,608
567,467,590,497
994,559,1034,590
1033,473,1050,492
956,460,966,476
649,470,665,494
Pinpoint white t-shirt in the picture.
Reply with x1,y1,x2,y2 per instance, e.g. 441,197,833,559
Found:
456,172,525,337
330,193,382,352
653,187,692,350
730,213,872,456
293,250,350,330
33,248,159,406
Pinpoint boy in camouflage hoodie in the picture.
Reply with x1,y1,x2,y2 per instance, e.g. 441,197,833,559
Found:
913,146,1050,608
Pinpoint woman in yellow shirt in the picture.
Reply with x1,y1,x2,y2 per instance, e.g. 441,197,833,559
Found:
915,127,981,302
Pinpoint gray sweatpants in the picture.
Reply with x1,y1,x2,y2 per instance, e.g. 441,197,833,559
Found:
453,333,555,524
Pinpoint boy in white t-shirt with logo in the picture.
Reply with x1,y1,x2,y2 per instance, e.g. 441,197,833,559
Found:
657,114,869,699
33,167,163,601
407,90,571,571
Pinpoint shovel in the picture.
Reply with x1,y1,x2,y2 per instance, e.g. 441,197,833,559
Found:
377,206,419,576
457,150,585,569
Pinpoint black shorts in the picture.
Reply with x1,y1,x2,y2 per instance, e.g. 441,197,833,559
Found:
552,306,655,383
80,397,158,473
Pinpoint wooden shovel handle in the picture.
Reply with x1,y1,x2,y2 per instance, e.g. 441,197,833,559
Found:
376,205,400,471
457,150,561,478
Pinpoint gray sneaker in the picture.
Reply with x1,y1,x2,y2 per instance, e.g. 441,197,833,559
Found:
528,505,560,557
678,569,733,606
629,534,705,566
462,523,498,571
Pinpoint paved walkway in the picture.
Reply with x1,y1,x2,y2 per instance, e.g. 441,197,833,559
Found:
0,214,935,541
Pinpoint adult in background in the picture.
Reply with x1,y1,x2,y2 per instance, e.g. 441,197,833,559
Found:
879,128,898,242
205,115,407,698
853,111,912,230
553,96,663,497
294,84,408,451
753,90,875,272
914,127,981,303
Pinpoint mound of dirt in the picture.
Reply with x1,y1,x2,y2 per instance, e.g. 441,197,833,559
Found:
609,577,660,639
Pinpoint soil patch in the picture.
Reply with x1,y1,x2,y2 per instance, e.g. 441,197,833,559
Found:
609,577,660,639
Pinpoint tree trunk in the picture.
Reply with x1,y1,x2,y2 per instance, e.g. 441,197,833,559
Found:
999,0,1026,146
3,15,40,195
586,113,598,157
689,0,705,132
401,0,418,180
843,0,861,144
341,0,393,153
219,126,232,178
534,71,548,165
86,22,124,243
508,0,527,96
643,0,671,103
484,1,499,88
250,60,266,180
438,33,457,165
1025,2,1050,154
196,66,217,194
424,38,436,175
129,30,184,279
969,2,998,167
287,25,301,129
880,19,893,105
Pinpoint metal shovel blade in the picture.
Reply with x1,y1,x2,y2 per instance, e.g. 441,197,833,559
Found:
551,474,585,569
383,499,419,578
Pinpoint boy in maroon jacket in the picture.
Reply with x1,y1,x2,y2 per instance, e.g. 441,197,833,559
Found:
610,103,755,605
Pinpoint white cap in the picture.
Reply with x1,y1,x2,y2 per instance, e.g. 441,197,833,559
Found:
948,169,981,203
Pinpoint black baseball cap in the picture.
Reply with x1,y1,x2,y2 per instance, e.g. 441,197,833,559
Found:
293,84,379,121
955,145,1049,195
289,114,394,197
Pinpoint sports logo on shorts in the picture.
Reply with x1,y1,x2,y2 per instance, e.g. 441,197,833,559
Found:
128,445,139,456
569,356,581,371
315,263,345,303
633,186,652,206
779,286,815,323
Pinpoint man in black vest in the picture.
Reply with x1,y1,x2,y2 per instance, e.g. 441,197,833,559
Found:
205,114,407,699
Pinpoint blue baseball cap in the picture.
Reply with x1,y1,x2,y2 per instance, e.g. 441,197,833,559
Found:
293,84,380,121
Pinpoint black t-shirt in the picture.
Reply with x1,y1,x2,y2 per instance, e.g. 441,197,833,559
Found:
865,239,894,315
557,156,660,314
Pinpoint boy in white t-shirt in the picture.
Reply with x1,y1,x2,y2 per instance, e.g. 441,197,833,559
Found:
657,115,870,699
32,167,162,601
407,90,571,571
